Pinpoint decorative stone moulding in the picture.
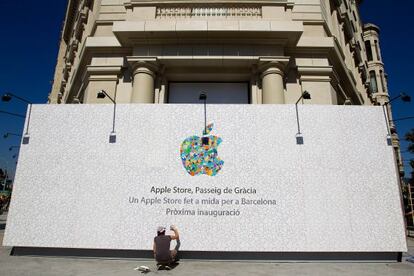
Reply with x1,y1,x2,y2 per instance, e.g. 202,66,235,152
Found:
155,6,262,18
65,62,72,71
64,63,73,81
332,0,342,7
82,0,93,8
63,67,70,81
257,57,290,72
60,79,67,90
71,5,89,41
127,57,160,76
85,65,124,78
297,65,334,77
72,38,79,49
65,39,79,65
80,7,89,21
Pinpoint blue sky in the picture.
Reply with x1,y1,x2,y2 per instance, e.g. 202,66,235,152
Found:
0,1,413,178
0,1,67,176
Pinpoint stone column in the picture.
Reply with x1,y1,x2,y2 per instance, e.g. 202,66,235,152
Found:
131,66,155,103
261,67,285,104
258,58,289,104
128,58,159,103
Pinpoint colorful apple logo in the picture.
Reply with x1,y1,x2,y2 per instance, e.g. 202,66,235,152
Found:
180,123,224,176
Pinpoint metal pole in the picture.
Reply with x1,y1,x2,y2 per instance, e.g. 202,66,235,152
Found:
388,94,402,104
393,116,414,122
25,103,32,135
4,133,22,138
295,103,301,134
295,95,303,135
6,93,32,104
100,90,116,133
204,98,207,134
112,102,116,133
112,89,117,133
382,104,391,137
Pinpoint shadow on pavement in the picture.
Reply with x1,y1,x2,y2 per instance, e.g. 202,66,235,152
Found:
157,262,180,271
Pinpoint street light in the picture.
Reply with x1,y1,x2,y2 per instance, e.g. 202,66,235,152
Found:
295,91,311,145
97,90,117,143
387,92,411,104
2,92,33,144
3,133,22,139
199,93,209,145
382,93,411,146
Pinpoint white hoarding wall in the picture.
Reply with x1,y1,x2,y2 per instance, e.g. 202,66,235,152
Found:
3,104,407,252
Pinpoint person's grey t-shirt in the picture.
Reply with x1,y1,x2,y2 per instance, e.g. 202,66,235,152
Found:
154,235,172,262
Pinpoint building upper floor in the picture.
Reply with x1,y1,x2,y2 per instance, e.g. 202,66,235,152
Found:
48,0,390,108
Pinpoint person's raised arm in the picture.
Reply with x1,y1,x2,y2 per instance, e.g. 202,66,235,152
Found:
170,225,179,240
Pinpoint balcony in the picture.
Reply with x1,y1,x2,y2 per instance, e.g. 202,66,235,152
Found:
112,19,303,46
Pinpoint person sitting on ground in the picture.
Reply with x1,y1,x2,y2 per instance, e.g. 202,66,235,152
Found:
153,225,180,269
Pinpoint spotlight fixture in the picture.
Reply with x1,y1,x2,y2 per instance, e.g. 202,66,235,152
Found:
401,93,411,102
97,91,106,99
1,94,12,102
199,93,207,101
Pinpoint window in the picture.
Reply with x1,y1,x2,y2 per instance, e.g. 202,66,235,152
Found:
369,71,378,93
374,40,381,61
380,70,386,92
168,82,249,104
365,40,373,61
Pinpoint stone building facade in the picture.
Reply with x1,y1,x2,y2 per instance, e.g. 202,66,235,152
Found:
48,0,404,175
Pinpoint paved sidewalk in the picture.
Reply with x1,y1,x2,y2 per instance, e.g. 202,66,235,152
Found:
1,211,414,276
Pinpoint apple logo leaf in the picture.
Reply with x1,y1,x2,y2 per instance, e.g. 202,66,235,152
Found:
203,123,214,135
